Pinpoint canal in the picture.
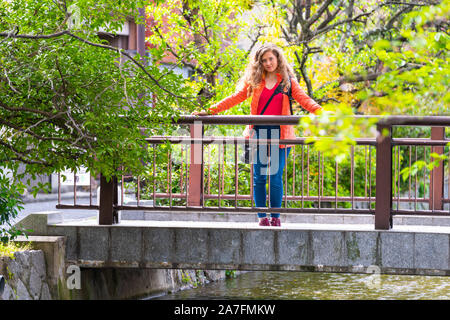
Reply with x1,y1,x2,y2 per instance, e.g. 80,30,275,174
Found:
149,271,450,300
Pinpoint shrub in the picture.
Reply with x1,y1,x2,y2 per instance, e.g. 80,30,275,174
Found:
0,172,28,243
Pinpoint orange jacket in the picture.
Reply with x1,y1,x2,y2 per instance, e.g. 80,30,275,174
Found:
208,73,322,148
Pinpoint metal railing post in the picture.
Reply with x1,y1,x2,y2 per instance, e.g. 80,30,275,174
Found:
430,127,445,211
188,121,204,206
375,124,393,230
99,174,118,225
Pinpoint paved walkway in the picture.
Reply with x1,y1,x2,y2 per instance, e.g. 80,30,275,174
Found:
10,192,450,236
52,216,450,234
8,193,97,227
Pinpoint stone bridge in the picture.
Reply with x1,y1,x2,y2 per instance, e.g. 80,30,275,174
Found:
15,211,450,276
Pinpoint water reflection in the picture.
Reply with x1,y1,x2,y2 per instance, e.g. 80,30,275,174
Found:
152,271,450,300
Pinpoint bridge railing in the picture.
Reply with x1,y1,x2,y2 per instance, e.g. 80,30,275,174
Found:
56,115,450,230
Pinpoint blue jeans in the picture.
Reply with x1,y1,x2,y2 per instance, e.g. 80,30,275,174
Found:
253,126,291,218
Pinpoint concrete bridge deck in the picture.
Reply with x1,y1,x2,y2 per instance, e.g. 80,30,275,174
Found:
15,211,450,276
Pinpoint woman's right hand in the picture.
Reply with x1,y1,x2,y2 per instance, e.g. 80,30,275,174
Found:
191,110,210,116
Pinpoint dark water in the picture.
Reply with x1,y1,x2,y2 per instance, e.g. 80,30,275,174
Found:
150,271,450,300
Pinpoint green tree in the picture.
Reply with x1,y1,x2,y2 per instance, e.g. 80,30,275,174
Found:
0,0,196,180
146,0,254,111
255,0,447,113
248,0,449,158
365,2,449,115
0,171,28,242
0,0,200,235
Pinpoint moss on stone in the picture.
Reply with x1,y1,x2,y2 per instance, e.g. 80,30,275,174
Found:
0,241,32,259
346,233,361,261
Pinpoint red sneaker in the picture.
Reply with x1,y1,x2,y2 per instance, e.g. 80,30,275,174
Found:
259,217,270,226
270,217,281,227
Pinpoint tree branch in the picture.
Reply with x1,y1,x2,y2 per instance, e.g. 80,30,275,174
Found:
0,30,199,104
153,26,201,73
315,62,426,94
0,101,54,117
65,32,197,102
0,140,49,166
338,0,354,51
0,30,69,39
313,9,374,39
316,1,344,31
294,48,314,97
383,1,440,6
305,0,334,29
0,118,75,144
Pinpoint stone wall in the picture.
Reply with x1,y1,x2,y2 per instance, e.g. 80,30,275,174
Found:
0,250,52,300
0,236,237,300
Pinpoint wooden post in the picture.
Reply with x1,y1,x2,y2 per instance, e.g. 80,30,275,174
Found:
188,121,204,206
99,174,118,225
430,127,445,211
375,124,393,230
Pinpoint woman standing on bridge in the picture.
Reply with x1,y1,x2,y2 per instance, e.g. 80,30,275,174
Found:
193,43,322,227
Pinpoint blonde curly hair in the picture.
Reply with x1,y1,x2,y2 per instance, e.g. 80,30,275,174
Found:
238,43,296,97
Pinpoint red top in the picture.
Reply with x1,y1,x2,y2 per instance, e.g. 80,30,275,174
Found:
257,85,283,115
208,73,322,146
